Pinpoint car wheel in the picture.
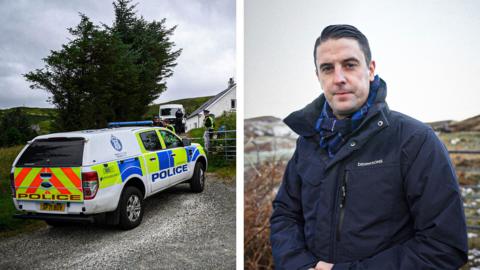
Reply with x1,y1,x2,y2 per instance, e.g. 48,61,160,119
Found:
190,162,205,193
119,186,144,230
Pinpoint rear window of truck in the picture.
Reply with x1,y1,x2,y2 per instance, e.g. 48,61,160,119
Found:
16,138,85,167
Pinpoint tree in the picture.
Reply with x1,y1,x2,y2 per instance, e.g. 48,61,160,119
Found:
109,0,181,121
0,108,37,147
25,0,181,131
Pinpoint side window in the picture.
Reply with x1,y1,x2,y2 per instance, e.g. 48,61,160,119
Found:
139,131,162,151
160,130,182,149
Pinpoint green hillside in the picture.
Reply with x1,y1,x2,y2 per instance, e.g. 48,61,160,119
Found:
0,96,213,134
0,107,56,135
0,107,56,118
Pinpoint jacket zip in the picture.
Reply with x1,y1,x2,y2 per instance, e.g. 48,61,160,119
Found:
329,168,347,262
336,171,348,242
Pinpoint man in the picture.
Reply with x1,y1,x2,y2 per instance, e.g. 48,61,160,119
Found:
270,24,467,270
175,108,184,134
152,115,164,127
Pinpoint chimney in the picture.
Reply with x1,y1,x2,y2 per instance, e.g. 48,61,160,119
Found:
228,77,235,88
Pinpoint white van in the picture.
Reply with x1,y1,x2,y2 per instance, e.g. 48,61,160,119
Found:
159,104,185,124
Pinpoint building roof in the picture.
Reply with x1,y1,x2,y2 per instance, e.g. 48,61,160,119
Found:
188,83,236,119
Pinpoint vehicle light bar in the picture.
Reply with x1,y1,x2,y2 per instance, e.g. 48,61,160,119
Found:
108,121,153,128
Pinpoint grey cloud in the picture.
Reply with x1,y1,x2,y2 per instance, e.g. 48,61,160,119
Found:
0,0,235,109
0,74,51,108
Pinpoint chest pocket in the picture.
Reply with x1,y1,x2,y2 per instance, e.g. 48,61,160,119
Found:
297,156,326,186
296,155,330,257
340,162,402,258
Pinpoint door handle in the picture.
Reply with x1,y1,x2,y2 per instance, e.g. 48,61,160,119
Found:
150,157,156,161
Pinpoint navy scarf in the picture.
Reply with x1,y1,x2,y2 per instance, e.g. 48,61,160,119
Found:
315,75,381,158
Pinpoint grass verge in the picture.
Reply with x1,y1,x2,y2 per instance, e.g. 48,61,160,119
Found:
207,155,236,185
208,166,236,185
0,145,46,238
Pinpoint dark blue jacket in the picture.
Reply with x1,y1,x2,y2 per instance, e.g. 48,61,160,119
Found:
270,80,468,269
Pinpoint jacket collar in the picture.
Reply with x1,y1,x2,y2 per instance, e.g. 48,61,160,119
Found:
284,77,391,168
284,77,389,136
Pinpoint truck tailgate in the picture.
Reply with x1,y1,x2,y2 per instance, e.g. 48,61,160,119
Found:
14,167,83,202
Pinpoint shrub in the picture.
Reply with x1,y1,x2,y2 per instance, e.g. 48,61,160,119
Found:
244,161,286,270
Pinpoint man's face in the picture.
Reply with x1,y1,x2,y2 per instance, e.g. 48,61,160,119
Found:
315,38,375,119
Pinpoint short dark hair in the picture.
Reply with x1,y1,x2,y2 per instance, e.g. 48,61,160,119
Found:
313,24,371,71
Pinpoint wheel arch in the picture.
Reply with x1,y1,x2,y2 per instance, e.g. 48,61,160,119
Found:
196,156,207,171
123,177,146,198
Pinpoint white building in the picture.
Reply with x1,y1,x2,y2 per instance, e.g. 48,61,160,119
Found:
186,79,236,131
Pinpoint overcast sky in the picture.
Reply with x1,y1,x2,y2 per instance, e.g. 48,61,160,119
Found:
245,0,480,122
0,0,235,109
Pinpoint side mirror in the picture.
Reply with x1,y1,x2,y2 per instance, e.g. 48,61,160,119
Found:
182,138,191,146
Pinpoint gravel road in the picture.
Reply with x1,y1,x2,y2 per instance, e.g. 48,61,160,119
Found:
0,174,235,270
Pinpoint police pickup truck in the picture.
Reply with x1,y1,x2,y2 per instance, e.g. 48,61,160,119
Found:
10,122,207,229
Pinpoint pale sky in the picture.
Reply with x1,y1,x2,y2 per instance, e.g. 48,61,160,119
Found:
0,0,235,108
245,0,480,122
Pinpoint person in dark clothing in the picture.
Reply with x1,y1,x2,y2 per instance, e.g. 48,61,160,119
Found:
152,115,164,127
175,108,184,134
270,24,467,270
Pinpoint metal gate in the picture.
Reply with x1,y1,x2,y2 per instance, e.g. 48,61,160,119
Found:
189,130,236,160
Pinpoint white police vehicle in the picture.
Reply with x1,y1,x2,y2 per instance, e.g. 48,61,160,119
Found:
10,121,207,229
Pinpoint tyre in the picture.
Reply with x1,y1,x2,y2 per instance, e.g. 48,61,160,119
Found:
118,186,144,230
190,162,205,193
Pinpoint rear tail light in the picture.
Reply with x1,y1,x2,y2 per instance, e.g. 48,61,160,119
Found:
10,172,15,198
82,172,99,200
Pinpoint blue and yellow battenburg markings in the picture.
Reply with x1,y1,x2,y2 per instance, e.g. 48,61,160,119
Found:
118,158,143,182
93,144,204,186
92,157,144,189
150,145,205,182
152,149,189,182
158,150,175,169
151,164,188,182
185,146,200,162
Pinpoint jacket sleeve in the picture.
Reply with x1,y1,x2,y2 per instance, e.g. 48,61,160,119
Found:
333,128,468,270
270,149,318,270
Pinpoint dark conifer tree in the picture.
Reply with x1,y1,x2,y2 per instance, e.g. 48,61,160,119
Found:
25,0,181,130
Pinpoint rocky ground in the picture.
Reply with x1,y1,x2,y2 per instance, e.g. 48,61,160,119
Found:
244,116,296,170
